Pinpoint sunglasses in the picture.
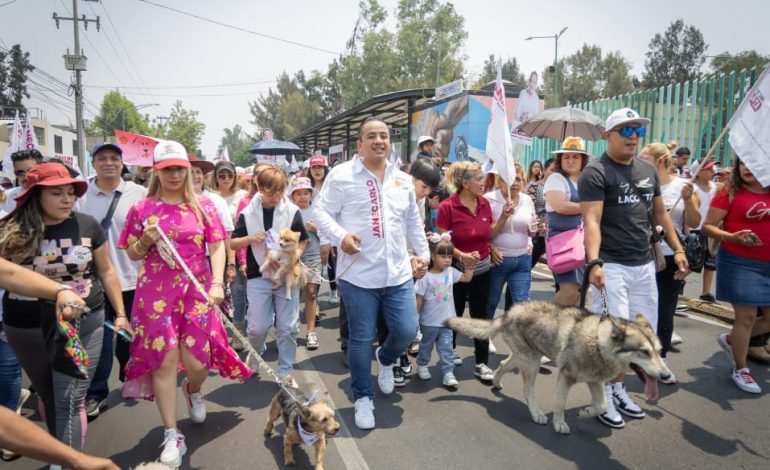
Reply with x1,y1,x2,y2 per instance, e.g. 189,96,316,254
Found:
614,126,647,138
217,172,234,179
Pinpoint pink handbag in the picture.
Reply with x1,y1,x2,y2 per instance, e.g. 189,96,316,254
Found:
545,224,586,275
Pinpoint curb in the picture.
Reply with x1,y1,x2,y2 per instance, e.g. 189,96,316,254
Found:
684,298,735,324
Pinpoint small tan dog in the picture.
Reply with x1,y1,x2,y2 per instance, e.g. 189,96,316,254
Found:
264,386,340,470
259,228,306,300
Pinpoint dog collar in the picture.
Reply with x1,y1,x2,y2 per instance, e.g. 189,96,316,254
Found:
297,416,321,446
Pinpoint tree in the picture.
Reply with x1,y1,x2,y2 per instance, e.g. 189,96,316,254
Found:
710,50,770,76
473,55,526,90
88,91,151,138
156,101,205,154
218,125,254,166
0,44,35,114
248,72,324,140
643,19,708,88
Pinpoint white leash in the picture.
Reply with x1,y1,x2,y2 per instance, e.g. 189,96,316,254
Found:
300,251,360,284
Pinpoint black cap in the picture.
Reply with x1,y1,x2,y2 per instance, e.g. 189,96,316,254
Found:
91,143,123,157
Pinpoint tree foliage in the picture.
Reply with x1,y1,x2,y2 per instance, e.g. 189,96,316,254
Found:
248,72,324,140
0,44,35,114
88,91,151,137
154,101,206,154
218,124,254,166
473,55,526,90
710,50,770,76
643,19,708,88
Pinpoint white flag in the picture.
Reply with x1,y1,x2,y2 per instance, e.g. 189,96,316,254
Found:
23,114,40,150
2,110,23,176
728,64,770,186
485,63,515,186
289,154,299,173
218,146,230,162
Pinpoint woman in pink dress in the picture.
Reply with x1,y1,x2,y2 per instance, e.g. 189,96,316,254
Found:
118,141,252,467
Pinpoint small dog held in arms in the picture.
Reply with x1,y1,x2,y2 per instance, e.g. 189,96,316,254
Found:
259,228,306,300
264,386,341,470
447,300,672,434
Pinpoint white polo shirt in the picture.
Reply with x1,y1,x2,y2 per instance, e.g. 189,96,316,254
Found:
314,158,429,289
76,178,147,291
203,189,235,232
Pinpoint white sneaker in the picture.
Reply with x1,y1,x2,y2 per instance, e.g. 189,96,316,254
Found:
452,353,462,366
671,331,683,345
611,382,645,419
417,365,432,380
354,397,375,430
159,428,187,467
275,374,299,389
375,347,395,395
328,290,339,304
442,372,459,388
474,363,494,381
597,384,625,429
488,339,497,354
732,368,761,394
182,378,206,424
717,334,736,369
306,331,319,350
16,388,31,414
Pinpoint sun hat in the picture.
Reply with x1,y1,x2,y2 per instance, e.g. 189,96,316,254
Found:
3,162,88,221
290,176,314,194
417,135,434,146
701,161,717,171
153,140,190,169
187,153,215,174
308,155,327,167
551,136,590,156
605,107,650,131
90,143,123,157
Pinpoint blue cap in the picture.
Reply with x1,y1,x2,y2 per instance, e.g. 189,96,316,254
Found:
90,143,123,157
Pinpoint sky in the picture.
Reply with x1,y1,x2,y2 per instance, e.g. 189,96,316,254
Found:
1,0,768,158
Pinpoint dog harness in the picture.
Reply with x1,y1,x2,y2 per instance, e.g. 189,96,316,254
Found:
297,416,321,446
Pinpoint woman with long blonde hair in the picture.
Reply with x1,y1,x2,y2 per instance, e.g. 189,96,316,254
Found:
118,141,251,467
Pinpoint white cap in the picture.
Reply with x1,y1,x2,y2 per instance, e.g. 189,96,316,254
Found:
153,140,190,169
417,135,434,146
605,107,650,131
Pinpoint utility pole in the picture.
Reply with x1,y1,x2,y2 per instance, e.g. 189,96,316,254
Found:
53,0,100,173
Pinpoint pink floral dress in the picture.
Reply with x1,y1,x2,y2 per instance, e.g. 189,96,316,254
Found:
118,198,253,400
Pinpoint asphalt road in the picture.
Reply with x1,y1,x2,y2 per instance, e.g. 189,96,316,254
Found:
6,266,769,470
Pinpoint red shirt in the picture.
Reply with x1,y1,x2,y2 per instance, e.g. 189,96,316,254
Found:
435,193,493,259
711,187,770,263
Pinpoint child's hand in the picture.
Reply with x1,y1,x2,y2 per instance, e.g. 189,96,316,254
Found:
306,220,317,234
251,232,266,244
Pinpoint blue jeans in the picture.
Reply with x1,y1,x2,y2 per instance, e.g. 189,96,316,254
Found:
245,277,299,376
87,290,135,401
0,324,22,411
339,279,418,400
416,325,454,375
232,270,248,325
487,254,532,319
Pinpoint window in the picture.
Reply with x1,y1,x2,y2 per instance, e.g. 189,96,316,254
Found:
54,135,63,154
72,139,79,157
34,127,45,145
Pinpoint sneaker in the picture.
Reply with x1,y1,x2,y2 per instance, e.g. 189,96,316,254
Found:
306,331,319,350
182,378,206,424
0,448,20,462
230,335,245,352
671,331,683,346
717,333,736,369
674,304,689,315
159,428,187,467
417,365,431,380
392,365,406,388
611,382,645,419
597,384,625,429
354,397,375,430
84,398,106,419
659,371,677,385
328,290,339,305
442,372,459,388
399,353,413,375
474,363,494,381
16,388,31,414
452,353,462,366
375,347,395,395
275,374,299,389
699,293,716,303
731,368,762,394
488,339,497,354
408,341,420,356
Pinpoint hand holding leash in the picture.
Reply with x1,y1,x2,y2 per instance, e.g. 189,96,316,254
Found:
140,223,160,247
207,284,225,306
56,288,89,321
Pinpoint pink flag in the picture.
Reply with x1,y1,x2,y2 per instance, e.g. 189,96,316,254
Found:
114,130,159,166
23,114,40,150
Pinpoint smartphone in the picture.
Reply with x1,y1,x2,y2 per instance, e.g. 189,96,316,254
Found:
746,232,763,245
104,320,132,342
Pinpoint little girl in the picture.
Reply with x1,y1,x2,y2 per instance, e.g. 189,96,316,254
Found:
414,232,473,388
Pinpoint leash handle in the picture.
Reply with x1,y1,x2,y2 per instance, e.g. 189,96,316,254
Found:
580,258,610,318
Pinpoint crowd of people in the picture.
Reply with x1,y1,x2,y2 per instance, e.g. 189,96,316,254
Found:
0,107,767,468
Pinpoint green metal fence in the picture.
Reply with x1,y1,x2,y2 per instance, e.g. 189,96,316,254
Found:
518,67,761,170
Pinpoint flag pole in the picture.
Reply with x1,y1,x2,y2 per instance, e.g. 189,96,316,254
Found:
669,124,729,213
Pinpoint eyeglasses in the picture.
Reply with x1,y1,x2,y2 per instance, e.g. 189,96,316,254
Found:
614,126,647,138
217,172,234,179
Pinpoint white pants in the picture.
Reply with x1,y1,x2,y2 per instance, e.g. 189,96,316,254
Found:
590,261,658,331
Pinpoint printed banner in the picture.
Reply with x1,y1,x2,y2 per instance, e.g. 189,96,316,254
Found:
728,64,770,186
114,130,159,167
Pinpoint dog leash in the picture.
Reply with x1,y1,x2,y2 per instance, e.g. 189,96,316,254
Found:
150,223,304,404
580,258,610,319
299,252,360,284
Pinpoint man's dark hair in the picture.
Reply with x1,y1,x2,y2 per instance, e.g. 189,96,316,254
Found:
357,116,387,140
10,149,43,163
409,158,440,189
675,147,691,157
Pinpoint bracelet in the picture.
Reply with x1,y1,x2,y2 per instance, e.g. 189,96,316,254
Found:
55,283,73,300
226,263,236,269
675,250,686,254
136,238,150,251
116,314,127,319
133,240,148,255
211,280,224,287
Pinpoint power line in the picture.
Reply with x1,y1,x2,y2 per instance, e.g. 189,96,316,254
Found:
119,89,272,98
84,78,277,90
136,0,340,56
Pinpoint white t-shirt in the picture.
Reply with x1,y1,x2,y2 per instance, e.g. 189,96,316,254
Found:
543,172,578,212
660,176,688,255
693,181,716,229
514,89,540,127
221,189,247,222
414,268,463,327
484,189,536,257
203,190,235,232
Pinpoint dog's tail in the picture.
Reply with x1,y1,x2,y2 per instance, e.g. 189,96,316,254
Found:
446,316,503,340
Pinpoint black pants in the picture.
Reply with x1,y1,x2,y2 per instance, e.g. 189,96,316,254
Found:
531,235,546,268
328,249,338,293
656,256,682,356
452,270,491,365
87,289,135,401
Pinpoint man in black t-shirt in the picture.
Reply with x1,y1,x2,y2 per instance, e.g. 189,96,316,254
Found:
578,107,687,430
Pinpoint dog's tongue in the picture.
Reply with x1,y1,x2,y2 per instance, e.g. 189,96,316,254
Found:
644,373,659,401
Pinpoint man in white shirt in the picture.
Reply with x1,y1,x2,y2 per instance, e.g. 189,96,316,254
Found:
2,149,44,214
315,117,429,430
78,143,147,419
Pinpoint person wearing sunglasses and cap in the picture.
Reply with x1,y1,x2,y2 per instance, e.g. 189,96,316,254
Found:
579,108,686,430
0,162,127,459
212,161,247,221
117,141,251,467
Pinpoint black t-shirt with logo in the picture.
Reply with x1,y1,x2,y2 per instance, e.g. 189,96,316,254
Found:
578,153,661,266
3,212,107,328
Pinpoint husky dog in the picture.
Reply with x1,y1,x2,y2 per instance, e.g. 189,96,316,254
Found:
264,386,340,470
447,300,672,434
259,228,306,300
